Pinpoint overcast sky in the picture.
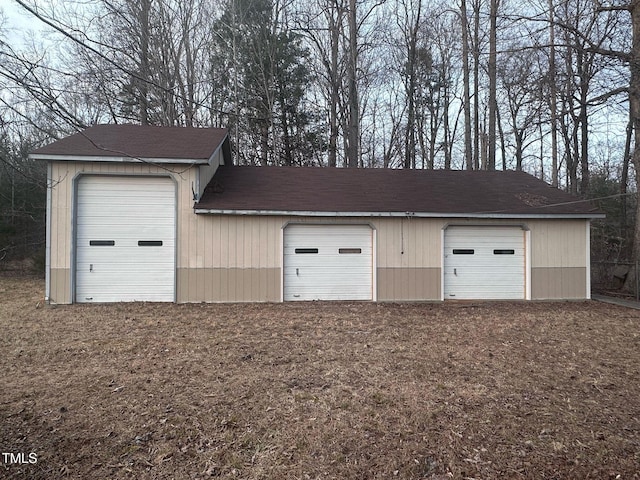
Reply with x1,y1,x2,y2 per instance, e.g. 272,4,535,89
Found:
2,1,46,47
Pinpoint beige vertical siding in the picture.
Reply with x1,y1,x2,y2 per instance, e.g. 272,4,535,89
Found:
49,268,70,304
377,267,441,301
373,217,443,300
176,215,283,302
375,217,444,268
531,267,587,299
177,268,280,302
48,160,591,303
527,219,588,299
528,219,587,267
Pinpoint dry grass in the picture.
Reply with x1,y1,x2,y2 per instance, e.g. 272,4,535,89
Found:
1,276,640,479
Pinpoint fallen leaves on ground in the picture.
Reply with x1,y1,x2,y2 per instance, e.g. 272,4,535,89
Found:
1,276,639,479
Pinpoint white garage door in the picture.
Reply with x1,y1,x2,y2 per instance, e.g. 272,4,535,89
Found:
444,226,525,300
284,224,373,301
75,176,176,302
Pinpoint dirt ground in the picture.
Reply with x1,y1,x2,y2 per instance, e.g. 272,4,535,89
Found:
1,276,639,479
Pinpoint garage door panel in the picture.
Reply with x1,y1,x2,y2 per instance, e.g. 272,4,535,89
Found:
82,271,175,281
78,215,175,223
76,240,175,250
284,272,371,283
284,224,373,301
284,266,370,275
449,268,523,277
76,262,172,270
75,176,176,303
77,208,172,221
444,226,525,300
284,257,369,270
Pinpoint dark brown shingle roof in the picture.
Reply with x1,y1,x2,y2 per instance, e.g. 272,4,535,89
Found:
30,124,228,162
195,165,602,217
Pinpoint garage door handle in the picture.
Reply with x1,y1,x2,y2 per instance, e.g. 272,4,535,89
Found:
454,268,457,276
90,264,93,272
296,268,299,276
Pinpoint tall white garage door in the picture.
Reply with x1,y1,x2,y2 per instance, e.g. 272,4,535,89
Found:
75,176,176,302
284,224,373,301
444,226,526,300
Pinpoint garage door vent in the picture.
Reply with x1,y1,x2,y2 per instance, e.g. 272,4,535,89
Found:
89,240,115,246
138,240,163,247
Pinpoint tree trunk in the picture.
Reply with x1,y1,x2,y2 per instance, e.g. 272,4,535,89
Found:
138,0,151,125
472,0,480,170
539,120,545,179
497,104,506,170
515,131,523,171
443,81,452,169
403,0,421,170
630,0,640,267
260,123,269,166
346,0,359,168
561,21,579,195
570,121,579,195
460,0,473,170
429,110,437,169
579,59,590,195
622,116,632,237
405,72,416,169
487,0,498,170
549,0,559,187
328,0,342,168
279,91,294,166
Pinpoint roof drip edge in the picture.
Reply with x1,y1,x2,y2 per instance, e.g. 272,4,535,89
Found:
29,154,207,164
193,208,604,219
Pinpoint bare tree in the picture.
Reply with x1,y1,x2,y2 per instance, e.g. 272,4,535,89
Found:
397,0,422,169
295,0,347,167
498,47,544,171
548,0,559,186
487,0,499,170
346,0,359,167
471,0,482,170
460,0,473,169
553,0,621,194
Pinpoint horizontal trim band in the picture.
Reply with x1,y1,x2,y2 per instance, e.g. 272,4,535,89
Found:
194,208,604,219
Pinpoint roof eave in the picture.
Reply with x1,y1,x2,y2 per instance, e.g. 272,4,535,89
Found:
193,208,605,219
29,153,208,164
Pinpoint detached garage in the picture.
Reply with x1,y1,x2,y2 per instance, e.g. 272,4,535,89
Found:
31,124,603,304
